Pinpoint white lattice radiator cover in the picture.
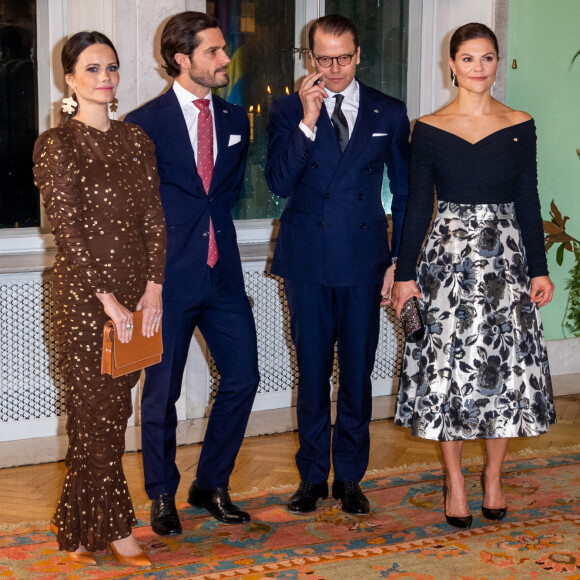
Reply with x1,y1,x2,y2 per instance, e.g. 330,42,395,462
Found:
0,265,405,442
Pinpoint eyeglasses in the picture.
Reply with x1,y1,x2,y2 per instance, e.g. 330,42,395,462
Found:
312,52,356,68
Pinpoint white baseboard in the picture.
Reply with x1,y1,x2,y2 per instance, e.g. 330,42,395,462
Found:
547,337,580,375
0,370,576,469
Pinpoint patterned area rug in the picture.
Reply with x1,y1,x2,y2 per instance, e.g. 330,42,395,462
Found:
2,448,580,579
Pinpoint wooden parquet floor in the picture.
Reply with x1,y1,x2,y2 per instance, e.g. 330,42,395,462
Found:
1,395,579,525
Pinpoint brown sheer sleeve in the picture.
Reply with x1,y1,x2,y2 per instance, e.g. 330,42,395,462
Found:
131,126,166,284
33,128,112,293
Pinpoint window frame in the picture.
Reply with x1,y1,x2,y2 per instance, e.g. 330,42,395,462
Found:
0,0,66,254
0,0,501,255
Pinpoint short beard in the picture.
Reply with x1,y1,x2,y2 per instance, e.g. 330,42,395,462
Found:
189,68,229,89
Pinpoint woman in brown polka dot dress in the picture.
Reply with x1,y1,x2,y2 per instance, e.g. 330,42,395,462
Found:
33,32,165,567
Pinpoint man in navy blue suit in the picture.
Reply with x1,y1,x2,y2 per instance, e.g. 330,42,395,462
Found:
125,11,259,534
266,14,410,514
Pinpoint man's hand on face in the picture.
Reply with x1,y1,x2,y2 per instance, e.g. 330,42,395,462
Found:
299,72,328,131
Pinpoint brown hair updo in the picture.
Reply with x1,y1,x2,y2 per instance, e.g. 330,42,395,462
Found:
59,31,119,125
449,22,499,82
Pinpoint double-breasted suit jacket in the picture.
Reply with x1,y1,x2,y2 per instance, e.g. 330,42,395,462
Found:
266,79,410,286
265,79,410,484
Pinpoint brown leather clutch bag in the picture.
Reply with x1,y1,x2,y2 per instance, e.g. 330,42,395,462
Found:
101,310,163,378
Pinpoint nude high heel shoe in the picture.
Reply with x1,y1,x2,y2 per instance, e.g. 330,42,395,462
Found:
67,551,98,565
50,522,97,565
108,542,151,567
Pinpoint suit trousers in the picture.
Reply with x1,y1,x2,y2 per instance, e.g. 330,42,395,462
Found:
141,262,259,498
283,279,382,484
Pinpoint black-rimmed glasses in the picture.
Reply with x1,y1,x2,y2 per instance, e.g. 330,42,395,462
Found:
312,52,356,68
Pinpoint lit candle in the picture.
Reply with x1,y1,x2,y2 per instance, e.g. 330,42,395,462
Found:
248,105,254,142
267,85,272,110
257,104,261,115
285,86,290,95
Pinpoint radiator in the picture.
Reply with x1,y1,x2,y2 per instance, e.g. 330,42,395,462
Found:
0,264,405,442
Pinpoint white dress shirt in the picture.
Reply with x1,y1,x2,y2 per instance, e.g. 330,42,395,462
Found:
299,79,360,141
173,80,218,163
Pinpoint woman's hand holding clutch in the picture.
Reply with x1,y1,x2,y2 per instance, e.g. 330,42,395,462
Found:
392,281,422,318
96,292,134,344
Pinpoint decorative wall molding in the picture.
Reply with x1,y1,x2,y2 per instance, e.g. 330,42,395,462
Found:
418,0,497,117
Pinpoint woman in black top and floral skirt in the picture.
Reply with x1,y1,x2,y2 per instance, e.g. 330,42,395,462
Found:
391,23,555,529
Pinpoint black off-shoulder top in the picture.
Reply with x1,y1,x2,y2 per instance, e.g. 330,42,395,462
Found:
395,119,548,281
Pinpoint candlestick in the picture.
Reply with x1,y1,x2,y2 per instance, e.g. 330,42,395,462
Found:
248,105,254,142
267,85,272,111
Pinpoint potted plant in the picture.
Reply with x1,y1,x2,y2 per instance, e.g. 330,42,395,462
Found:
541,50,580,336
543,202,580,336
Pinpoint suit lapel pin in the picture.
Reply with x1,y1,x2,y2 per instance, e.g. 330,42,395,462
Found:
374,109,379,114
223,109,229,114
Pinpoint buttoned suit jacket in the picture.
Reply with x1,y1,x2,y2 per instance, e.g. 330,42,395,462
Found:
125,89,250,301
265,79,410,286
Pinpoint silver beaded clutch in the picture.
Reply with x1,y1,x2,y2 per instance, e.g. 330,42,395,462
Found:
400,297,425,342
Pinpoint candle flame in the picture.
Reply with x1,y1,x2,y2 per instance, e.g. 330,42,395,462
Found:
267,85,271,95
249,105,254,112
285,86,290,95
257,104,261,113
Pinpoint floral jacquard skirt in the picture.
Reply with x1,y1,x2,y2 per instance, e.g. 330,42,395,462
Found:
395,202,556,441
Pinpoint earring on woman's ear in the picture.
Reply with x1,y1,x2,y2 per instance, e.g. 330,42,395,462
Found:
62,96,77,114
110,98,119,113
452,73,457,87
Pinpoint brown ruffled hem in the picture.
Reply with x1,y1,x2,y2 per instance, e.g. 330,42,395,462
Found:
53,469,138,552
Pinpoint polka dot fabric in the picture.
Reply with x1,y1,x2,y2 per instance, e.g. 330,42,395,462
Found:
32,119,166,552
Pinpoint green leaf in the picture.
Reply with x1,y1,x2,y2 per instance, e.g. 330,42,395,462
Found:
556,243,566,266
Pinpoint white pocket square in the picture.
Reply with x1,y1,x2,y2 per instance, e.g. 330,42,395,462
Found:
228,134,242,146
372,132,388,137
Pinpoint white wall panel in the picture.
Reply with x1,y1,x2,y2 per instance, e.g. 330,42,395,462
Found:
419,0,495,116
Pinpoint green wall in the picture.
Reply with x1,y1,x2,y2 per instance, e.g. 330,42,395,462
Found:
506,0,580,340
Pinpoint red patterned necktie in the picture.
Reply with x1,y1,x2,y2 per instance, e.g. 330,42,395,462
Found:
194,98,218,267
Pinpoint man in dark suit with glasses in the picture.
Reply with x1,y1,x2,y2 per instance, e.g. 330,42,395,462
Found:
266,14,410,515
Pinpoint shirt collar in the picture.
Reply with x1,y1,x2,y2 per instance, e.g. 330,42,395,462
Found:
173,80,214,108
324,78,358,102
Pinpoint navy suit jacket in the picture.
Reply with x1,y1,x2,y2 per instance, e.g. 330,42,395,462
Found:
125,89,250,301
266,80,410,286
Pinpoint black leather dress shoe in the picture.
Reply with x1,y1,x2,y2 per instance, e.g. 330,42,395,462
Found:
288,481,329,513
332,481,370,514
150,493,182,536
188,482,250,524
